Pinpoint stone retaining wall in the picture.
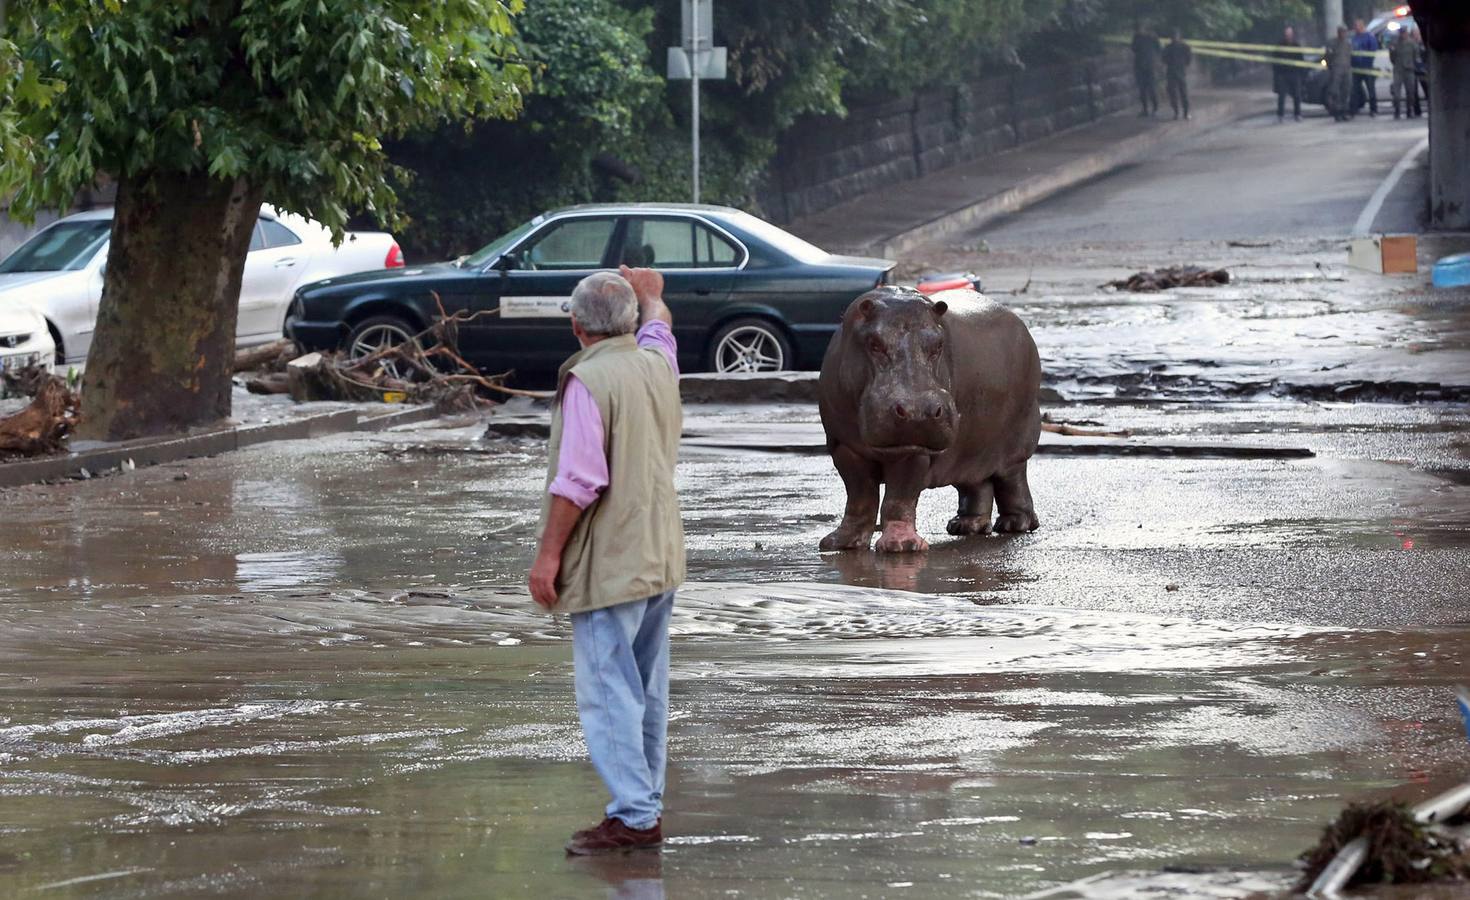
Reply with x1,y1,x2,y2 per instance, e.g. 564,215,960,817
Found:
759,49,1135,224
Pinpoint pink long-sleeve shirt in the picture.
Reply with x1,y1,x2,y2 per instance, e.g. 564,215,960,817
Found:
549,320,678,509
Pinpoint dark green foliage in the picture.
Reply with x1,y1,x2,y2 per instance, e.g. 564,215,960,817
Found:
385,0,1317,257
1,0,530,236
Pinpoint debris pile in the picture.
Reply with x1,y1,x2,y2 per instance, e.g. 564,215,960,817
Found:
0,369,81,460
234,302,548,413
1299,798,1470,892
1106,265,1230,292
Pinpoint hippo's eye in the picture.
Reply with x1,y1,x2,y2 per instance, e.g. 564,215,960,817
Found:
867,338,886,356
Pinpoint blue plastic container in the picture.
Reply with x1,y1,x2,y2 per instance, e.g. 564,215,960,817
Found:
1432,252,1470,288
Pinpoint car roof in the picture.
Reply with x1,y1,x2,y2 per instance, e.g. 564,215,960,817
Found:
54,205,284,224
546,203,744,218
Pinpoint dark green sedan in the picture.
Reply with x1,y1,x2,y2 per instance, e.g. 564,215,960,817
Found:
286,204,895,375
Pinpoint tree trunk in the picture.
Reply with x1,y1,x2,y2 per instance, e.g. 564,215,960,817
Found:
1428,47,1470,229
77,171,264,441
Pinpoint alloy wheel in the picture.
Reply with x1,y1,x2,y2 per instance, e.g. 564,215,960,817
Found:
714,325,785,374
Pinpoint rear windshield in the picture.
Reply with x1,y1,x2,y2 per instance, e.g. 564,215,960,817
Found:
723,211,828,265
0,220,111,273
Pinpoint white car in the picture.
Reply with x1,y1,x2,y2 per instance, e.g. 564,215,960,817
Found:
0,304,56,383
0,206,404,366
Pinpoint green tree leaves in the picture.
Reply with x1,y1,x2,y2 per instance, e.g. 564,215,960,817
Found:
3,0,531,239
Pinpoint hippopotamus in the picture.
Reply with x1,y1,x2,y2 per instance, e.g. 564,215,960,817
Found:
817,285,1041,553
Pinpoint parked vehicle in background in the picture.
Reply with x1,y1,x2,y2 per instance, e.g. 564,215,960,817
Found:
1304,6,1414,107
288,203,896,376
0,207,403,366
0,305,56,391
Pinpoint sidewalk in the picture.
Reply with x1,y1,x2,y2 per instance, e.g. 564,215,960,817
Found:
788,86,1264,258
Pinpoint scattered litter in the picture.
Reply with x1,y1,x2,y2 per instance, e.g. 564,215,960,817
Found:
1105,266,1230,292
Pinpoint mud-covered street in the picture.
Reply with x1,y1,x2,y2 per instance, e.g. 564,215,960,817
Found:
3,387,1468,898
4,112,1470,899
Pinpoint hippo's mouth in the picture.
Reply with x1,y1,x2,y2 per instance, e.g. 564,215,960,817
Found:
867,443,947,458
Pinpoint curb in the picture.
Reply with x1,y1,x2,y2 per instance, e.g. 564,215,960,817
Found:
0,403,436,489
872,97,1262,259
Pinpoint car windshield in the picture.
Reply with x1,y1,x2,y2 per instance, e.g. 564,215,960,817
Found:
724,212,829,264
0,219,111,273
460,217,541,269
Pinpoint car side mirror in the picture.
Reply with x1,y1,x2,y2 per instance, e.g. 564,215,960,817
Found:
493,252,520,272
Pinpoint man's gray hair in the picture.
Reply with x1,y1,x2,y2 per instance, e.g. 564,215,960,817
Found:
571,272,639,337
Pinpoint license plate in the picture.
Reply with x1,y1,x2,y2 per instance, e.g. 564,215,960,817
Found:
1,353,40,371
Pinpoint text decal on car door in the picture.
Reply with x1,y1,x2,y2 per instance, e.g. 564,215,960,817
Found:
500,296,573,318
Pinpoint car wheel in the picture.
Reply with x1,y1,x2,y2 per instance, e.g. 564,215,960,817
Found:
345,314,420,379
707,318,792,374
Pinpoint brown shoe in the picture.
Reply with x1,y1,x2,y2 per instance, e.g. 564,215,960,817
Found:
565,817,663,855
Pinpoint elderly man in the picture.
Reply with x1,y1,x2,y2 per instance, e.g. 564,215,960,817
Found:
529,265,683,856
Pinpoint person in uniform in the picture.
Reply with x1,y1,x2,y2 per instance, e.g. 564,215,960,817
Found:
1162,31,1192,120
1326,25,1355,123
1131,23,1162,117
1272,25,1305,122
1350,18,1380,117
1390,29,1420,119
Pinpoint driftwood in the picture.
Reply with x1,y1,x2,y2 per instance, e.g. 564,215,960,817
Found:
244,372,291,395
1040,413,1130,438
283,294,550,408
233,338,298,373
0,372,80,459
1106,265,1230,292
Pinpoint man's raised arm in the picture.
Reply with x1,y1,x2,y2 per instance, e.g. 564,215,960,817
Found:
620,265,673,327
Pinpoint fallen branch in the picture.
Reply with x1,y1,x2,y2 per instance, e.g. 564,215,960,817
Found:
233,338,298,373
1105,265,1230,292
1041,413,1130,438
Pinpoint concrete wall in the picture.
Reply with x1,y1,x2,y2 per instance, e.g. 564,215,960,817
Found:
758,50,1134,224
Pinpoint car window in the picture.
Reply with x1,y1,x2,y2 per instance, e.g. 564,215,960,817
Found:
520,218,615,271
0,219,112,273
618,217,740,268
462,217,540,268
260,219,301,249
248,223,266,253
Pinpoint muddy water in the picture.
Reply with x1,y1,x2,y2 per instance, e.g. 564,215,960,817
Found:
1,402,1468,898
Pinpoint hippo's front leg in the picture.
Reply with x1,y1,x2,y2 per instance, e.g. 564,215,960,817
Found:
820,445,881,551
992,460,1041,533
875,455,931,553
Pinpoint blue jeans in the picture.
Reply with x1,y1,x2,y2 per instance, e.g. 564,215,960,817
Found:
571,590,674,830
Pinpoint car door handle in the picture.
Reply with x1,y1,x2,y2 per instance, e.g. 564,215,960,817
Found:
274,257,298,268
694,288,712,296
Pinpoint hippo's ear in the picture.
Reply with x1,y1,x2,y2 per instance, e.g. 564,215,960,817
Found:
932,299,948,317
855,297,876,320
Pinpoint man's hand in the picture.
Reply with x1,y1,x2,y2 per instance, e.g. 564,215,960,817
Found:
529,550,560,610
620,265,673,327
620,265,663,305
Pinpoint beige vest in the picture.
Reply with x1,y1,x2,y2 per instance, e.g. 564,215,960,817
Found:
539,334,685,615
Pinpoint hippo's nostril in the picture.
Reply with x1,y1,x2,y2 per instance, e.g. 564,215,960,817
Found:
894,403,908,420
930,405,945,420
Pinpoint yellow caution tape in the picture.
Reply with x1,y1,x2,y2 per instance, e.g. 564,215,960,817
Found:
1105,33,1391,57
1189,44,1385,77
381,390,408,403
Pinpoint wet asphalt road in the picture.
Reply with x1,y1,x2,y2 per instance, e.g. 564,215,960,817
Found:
3,111,1470,899
968,110,1429,245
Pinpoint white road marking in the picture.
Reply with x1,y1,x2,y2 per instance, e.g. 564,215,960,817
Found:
32,869,151,891
1353,136,1429,236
